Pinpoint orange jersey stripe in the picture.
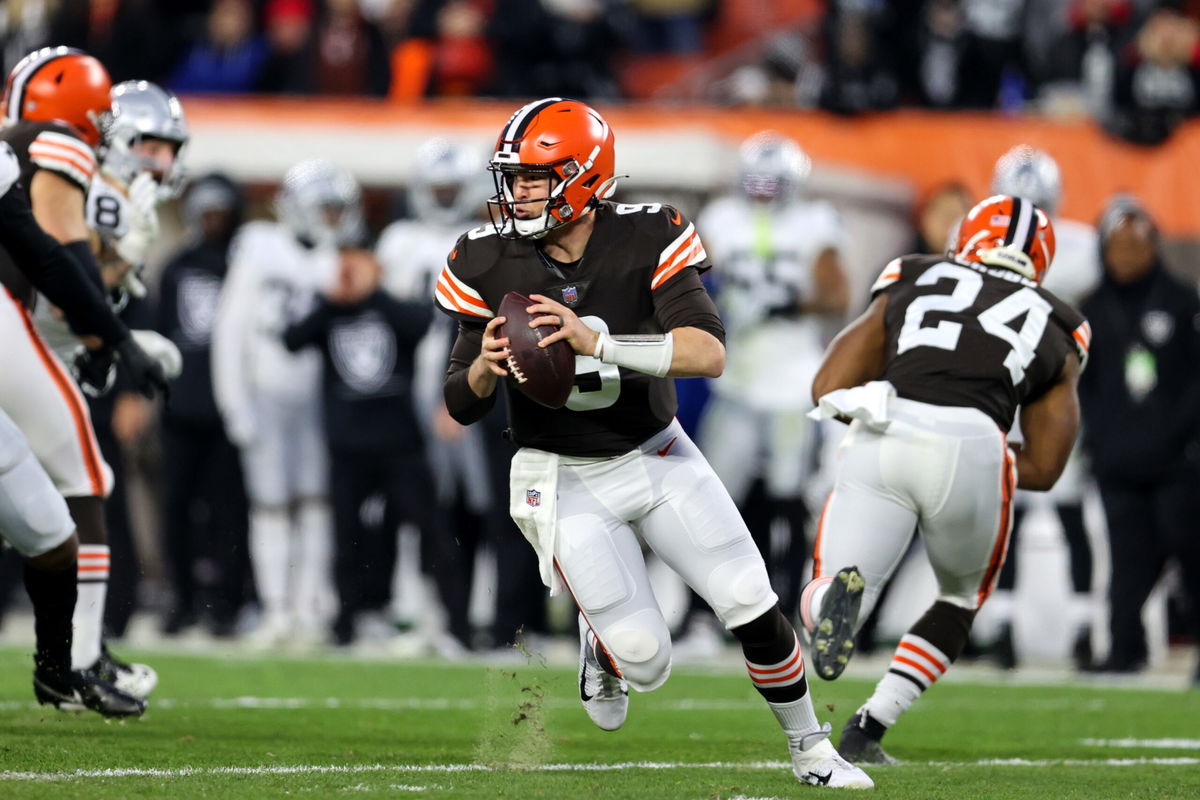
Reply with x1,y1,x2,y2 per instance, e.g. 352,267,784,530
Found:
652,234,701,284
435,282,488,319
32,132,95,164
28,144,96,177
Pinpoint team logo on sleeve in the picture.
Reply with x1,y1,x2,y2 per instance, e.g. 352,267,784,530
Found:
526,489,541,507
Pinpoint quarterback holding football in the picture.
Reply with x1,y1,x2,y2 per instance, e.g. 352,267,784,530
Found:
437,97,871,790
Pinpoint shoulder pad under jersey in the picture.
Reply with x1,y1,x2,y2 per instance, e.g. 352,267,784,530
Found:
28,125,97,192
433,224,501,323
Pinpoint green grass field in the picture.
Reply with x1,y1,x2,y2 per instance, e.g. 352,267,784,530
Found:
0,646,1197,799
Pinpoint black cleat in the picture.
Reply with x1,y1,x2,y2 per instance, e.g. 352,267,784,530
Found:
812,566,864,681
839,712,898,765
34,668,147,718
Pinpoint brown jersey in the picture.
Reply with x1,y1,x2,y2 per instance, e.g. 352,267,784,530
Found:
0,120,98,307
438,201,722,457
871,254,1090,431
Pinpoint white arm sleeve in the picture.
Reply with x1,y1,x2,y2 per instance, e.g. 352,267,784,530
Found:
211,235,259,441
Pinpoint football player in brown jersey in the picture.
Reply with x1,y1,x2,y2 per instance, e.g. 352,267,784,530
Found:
438,98,871,789
800,195,1090,764
0,96,167,717
0,47,164,714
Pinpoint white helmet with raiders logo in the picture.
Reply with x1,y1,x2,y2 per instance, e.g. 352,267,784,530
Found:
410,137,486,226
991,145,1062,217
275,159,365,249
104,80,189,198
737,130,811,202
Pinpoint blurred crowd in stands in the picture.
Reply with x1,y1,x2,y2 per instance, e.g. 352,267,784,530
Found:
4,1,1200,142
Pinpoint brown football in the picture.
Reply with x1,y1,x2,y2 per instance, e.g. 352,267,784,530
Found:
498,291,576,409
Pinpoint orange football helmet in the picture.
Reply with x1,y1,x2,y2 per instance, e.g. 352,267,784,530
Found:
3,46,112,148
952,194,1056,284
487,97,617,239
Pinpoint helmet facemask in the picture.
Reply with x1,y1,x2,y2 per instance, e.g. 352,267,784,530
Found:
487,157,591,240
102,81,190,199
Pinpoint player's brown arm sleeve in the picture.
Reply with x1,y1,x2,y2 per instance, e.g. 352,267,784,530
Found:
0,184,129,346
1016,353,1082,491
444,321,497,425
652,269,725,345
811,294,888,403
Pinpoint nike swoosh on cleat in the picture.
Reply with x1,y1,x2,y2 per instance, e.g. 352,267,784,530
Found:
657,437,677,457
805,770,833,786
579,670,594,703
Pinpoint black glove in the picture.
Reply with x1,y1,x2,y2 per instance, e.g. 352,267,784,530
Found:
115,336,169,400
72,346,118,398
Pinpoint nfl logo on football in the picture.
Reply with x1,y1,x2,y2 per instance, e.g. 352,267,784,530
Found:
526,489,541,507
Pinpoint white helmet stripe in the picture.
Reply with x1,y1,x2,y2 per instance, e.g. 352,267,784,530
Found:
1005,197,1034,251
498,97,563,155
5,46,75,125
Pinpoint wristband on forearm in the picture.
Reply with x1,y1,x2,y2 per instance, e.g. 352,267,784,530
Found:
592,331,674,377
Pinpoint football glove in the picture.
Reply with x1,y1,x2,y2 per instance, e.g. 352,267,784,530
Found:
113,172,161,266
116,336,170,399
130,329,182,379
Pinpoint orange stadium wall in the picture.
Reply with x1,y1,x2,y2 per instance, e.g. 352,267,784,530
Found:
181,99,1200,238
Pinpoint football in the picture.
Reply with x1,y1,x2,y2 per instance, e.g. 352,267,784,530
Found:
498,291,575,409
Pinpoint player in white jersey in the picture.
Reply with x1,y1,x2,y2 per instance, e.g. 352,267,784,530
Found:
376,137,489,653
987,145,1101,669
693,131,849,625
212,160,357,643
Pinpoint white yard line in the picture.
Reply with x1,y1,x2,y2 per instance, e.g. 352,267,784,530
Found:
0,696,765,712
1081,738,1200,750
2,758,1198,782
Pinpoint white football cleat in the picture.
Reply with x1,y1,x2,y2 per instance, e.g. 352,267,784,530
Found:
789,724,875,789
97,645,158,699
577,615,628,731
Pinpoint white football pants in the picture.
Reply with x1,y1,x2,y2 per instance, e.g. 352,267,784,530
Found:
549,419,779,691
813,398,1015,620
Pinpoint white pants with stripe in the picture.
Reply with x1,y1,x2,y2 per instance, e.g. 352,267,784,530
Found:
548,419,779,691
0,291,112,499
813,398,1015,619
0,406,74,557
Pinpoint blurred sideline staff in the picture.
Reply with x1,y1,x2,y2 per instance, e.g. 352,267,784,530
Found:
1077,196,1200,683
155,173,251,637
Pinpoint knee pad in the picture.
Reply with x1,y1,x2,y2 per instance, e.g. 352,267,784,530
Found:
705,555,777,629
599,608,671,692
